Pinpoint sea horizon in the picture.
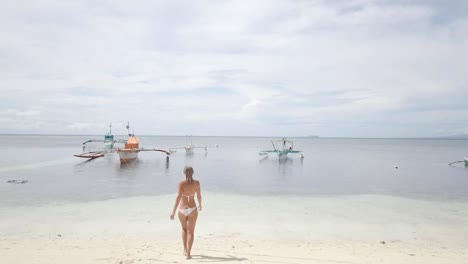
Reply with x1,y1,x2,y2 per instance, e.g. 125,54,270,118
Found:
1,133,468,140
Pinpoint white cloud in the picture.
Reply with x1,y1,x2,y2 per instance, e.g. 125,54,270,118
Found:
0,0,467,137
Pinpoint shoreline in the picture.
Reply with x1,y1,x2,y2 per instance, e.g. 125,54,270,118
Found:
3,190,468,208
1,193,468,263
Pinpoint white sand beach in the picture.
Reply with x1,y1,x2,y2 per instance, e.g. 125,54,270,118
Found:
1,193,468,263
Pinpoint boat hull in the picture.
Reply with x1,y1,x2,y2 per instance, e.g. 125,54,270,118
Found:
465,158,468,168
117,136,140,163
118,150,138,163
185,146,194,155
104,141,114,151
278,151,289,159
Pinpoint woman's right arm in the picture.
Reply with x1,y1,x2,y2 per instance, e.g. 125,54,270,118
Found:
170,182,183,220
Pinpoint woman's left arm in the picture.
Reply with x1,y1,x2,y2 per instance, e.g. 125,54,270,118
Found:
197,181,202,211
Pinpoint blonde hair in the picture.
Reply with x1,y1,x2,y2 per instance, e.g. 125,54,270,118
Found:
184,165,194,184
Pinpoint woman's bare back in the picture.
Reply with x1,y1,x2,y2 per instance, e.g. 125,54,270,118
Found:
178,180,199,209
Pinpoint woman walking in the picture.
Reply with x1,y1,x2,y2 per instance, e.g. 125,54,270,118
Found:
170,165,202,259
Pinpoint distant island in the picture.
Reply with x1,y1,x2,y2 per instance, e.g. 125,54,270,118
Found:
433,134,468,140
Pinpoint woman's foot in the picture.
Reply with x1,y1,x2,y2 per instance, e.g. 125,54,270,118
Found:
186,255,192,260
183,249,187,256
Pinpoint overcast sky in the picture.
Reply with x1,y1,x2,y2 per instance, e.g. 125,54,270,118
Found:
1,0,467,137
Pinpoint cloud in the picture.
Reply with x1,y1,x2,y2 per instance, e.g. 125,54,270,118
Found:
0,0,467,137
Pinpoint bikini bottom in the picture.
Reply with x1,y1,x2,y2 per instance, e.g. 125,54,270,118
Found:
179,207,197,216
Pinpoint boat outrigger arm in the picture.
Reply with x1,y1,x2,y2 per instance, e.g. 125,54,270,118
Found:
168,135,218,154
259,149,304,156
169,144,219,153
82,138,127,145
74,151,106,159
119,148,172,155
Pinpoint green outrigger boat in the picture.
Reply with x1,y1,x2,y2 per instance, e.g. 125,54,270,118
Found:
80,123,127,152
465,158,468,167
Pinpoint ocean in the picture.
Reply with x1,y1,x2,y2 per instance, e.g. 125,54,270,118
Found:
1,135,468,207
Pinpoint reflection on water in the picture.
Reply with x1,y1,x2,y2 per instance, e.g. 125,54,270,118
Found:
119,159,141,170
258,156,303,179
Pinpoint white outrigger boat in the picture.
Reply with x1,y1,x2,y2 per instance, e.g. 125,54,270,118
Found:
259,137,304,159
116,122,170,164
169,135,218,155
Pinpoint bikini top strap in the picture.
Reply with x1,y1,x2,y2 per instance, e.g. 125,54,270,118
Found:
182,193,194,202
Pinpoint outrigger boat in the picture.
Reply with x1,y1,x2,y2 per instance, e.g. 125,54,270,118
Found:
465,157,468,167
75,123,126,159
81,123,127,152
116,122,171,164
259,137,304,159
169,135,218,155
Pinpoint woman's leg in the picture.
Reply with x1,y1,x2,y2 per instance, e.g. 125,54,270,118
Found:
177,211,188,255
186,210,199,259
